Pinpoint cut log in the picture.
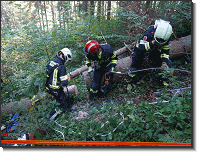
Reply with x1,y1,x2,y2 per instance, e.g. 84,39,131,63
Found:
63,85,78,96
1,35,191,114
1,85,78,115
83,56,132,90
1,98,32,115
69,35,191,79
82,35,191,90
69,65,89,79
69,44,134,79
169,35,191,59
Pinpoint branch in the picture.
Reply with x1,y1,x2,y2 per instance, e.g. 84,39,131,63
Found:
101,32,108,44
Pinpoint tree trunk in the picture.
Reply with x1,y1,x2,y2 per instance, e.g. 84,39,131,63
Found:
74,1,77,21
97,1,101,22
50,1,56,27
58,1,62,28
101,1,106,20
82,35,191,90
40,1,45,32
90,1,95,17
69,35,191,80
43,1,49,32
1,85,79,115
62,1,66,29
35,2,42,31
69,43,134,79
107,1,111,20
145,1,150,15
1,36,191,115
83,1,88,18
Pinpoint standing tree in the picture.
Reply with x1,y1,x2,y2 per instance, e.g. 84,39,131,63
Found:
57,1,62,28
40,1,45,32
97,1,101,22
43,1,49,32
50,1,56,28
90,1,95,17
107,1,111,20
83,1,88,18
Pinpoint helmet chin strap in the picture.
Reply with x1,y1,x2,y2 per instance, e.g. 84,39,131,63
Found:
60,53,66,62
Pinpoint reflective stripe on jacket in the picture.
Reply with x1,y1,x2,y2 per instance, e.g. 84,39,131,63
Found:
138,25,171,63
46,57,68,89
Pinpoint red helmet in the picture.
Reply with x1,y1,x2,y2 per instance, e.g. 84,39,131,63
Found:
83,40,99,54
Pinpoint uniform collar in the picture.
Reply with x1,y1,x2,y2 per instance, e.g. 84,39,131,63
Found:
97,50,102,59
57,56,65,64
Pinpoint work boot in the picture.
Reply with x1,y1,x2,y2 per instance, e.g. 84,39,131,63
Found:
99,86,106,98
48,110,59,121
157,77,173,89
163,81,173,89
126,83,136,93
126,72,137,93
48,108,63,121
89,91,96,105
126,73,136,84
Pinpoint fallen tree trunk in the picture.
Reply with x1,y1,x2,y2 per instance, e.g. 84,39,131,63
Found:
69,44,134,79
83,56,132,90
2,36,191,114
69,35,191,79
169,35,191,59
1,85,78,115
83,35,191,90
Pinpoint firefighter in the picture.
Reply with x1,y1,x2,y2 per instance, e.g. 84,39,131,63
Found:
127,19,173,91
83,40,118,103
45,48,72,121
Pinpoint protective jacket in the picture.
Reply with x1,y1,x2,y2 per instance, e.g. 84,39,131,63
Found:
45,56,70,114
127,25,172,83
85,44,118,69
46,57,69,91
139,25,171,64
85,44,118,98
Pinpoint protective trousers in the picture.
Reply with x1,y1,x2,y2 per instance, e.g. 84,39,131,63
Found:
127,50,172,83
49,87,69,113
89,66,113,99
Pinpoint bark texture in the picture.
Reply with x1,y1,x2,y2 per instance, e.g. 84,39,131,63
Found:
82,35,191,90
1,85,78,115
69,44,134,79
2,35,191,114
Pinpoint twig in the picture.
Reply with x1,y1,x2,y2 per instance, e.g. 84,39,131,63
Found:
101,32,108,44
124,42,133,53
96,112,124,137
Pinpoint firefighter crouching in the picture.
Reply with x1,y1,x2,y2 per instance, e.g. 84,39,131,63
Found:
127,19,173,91
83,40,118,104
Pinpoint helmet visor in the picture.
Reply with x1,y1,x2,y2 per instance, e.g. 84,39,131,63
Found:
83,47,88,54
155,37,167,44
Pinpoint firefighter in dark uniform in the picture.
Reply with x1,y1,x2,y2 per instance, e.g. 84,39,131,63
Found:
83,40,118,103
127,19,173,91
45,48,72,120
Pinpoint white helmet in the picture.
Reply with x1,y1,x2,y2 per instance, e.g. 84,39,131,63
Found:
58,48,72,62
154,19,170,29
154,22,172,44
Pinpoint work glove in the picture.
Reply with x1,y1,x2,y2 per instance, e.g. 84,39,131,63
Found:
106,67,114,78
67,74,71,82
88,67,93,80
161,62,169,69
108,67,114,74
